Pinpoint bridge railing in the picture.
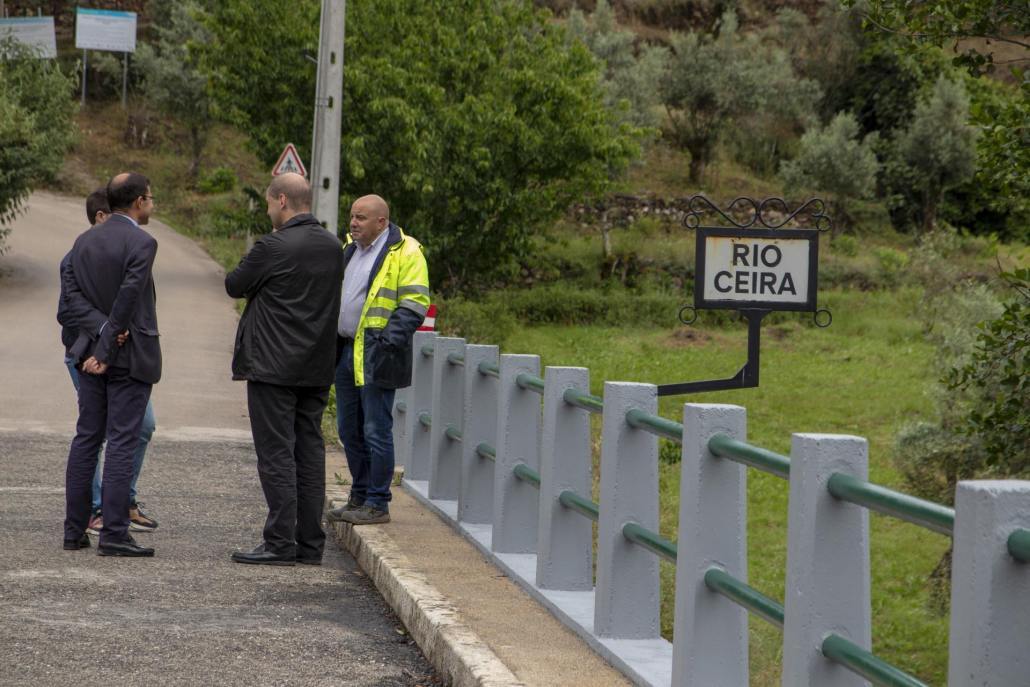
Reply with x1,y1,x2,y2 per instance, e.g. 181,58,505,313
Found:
388,331,1029,687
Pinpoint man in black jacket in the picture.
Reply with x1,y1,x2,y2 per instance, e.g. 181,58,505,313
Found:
226,172,344,566
63,172,161,557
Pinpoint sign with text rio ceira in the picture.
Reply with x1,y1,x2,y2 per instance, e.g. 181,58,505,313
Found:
696,228,818,312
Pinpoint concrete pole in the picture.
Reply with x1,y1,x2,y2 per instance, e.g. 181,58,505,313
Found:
459,344,499,525
309,0,345,235
948,480,1030,686
404,331,436,482
536,366,593,591
783,434,870,687
594,382,661,639
492,354,541,554
428,337,465,501
672,403,749,685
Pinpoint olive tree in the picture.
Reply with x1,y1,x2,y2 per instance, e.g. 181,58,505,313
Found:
896,76,978,233
780,112,879,232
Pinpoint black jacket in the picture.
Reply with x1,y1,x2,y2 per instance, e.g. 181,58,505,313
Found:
57,248,107,358
65,213,162,384
226,213,344,387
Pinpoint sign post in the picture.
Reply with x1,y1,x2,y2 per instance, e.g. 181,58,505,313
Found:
658,196,831,396
75,8,137,107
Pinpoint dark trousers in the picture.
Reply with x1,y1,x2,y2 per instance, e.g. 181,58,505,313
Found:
64,366,152,544
335,338,396,510
247,381,330,559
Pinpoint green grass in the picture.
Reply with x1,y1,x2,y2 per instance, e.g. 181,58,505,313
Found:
501,287,950,686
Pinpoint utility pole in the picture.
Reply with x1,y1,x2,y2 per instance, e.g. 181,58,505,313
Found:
309,0,345,236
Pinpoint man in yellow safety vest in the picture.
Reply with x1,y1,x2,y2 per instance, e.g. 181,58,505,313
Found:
327,194,430,525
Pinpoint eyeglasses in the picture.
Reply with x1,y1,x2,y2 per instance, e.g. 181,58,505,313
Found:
141,195,154,201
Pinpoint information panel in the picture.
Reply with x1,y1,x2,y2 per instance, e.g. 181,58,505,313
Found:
695,228,818,312
75,8,136,53
0,17,57,58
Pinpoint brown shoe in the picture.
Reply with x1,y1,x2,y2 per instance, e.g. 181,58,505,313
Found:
326,497,364,522
129,502,158,532
86,513,103,536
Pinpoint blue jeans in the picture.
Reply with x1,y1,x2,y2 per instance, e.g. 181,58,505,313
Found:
65,357,155,513
335,339,395,511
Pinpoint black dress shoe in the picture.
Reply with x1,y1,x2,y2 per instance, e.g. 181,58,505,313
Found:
63,534,90,550
97,535,155,557
296,557,322,566
231,543,295,566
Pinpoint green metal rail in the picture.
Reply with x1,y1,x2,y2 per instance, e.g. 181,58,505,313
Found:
421,344,434,357
476,442,496,462
1008,528,1030,563
516,373,546,394
827,473,955,536
703,567,784,629
418,412,431,428
447,352,465,366
558,490,600,521
562,388,604,414
821,634,929,687
625,408,683,442
708,433,791,480
513,462,541,488
478,361,500,378
396,401,406,414
445,424,462,442
622,522,678,564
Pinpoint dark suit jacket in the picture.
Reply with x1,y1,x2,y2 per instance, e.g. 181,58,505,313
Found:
67,213,162,385
57,248,107,359
226,213,343,387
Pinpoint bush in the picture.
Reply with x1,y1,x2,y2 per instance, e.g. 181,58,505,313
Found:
435,298,517,348
197,166,237,194
831,234,859,257
873,246,909,288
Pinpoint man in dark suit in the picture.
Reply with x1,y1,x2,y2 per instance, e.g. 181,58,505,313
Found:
63,172,161,557
226,172,344,566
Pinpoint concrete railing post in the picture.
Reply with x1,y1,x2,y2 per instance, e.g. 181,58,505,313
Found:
405,331,437,482
595,382,660,639
392,387,408,471
672,403,748,685
783,434,871,687
948,480,1030,687
493,354,541,554
428,337,465,501
536,367,593,591
459,344,499,525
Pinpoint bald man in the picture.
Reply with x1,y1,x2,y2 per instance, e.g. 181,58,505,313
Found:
62,172,161,557
226,173,344,566
326,194,430,525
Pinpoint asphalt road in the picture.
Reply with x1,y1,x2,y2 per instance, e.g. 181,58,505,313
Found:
0,193,440,686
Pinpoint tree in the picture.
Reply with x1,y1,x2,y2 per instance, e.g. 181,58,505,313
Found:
896,76,978,233
0,38,77,252
780,112,879,232
134,1,213,183
566,0,668,132
201,0,641,293
659,11,820,184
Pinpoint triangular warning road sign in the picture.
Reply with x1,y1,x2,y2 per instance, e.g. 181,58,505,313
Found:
271,143,307,177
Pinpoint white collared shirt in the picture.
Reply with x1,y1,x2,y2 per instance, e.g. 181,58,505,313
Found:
338,228,389,338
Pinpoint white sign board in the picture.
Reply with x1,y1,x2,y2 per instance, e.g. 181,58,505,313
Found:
75,8,137,53
696,229,817,311
0,17,58,58
271,143,307,177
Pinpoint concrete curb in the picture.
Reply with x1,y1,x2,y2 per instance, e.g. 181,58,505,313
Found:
327,494,525,687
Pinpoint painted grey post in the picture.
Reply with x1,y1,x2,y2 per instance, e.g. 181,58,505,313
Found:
492,354,541,554
405,331,437,482
428,337,465,500
392,387,408,471
459,344,499,524
595,382,660,639
948,480,1030,687
536,367,593,591
672,404,748,685
783,434,870,687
